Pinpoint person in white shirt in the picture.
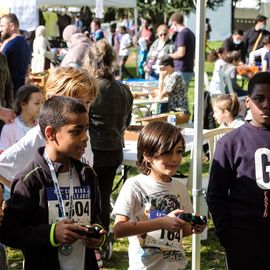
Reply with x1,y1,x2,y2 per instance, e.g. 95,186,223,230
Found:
113,121,206,270
0,85,43,151
249,35,270,67
31,25,55,74
213,93,245,128
118,26,133,80
0,67,97,190
208,47,227,95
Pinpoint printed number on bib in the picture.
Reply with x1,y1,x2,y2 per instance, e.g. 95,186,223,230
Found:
47,186,91,224
144,209,182,251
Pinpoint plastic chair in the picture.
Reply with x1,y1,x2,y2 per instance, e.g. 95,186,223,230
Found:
187,127,234,240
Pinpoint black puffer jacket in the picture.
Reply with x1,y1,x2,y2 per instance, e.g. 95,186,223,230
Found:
0,147,101,270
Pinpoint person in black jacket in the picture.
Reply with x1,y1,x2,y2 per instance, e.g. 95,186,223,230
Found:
222,29,245,63
243,14,270,60
83,39,133,231
0,96,105,270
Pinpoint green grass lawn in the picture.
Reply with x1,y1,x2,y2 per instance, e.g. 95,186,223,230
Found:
7,41,227,269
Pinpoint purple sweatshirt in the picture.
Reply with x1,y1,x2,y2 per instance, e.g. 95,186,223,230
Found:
206,122,270,246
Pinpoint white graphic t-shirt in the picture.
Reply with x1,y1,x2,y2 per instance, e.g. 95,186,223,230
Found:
112,174,193,270
47,167,91,270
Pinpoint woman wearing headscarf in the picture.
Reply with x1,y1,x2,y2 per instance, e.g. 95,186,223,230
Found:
31,25,55,74
61,25,91,68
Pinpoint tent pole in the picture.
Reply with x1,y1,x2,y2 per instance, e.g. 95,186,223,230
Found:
192,0,206,269
134,7,138,76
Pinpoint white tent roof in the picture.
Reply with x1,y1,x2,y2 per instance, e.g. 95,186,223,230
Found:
37,0,136,8
8,0,136,32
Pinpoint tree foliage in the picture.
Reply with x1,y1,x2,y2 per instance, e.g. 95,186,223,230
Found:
136,0,226,25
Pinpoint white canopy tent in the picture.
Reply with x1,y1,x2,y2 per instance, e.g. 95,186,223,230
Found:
7,0,137,31
37,0,136,8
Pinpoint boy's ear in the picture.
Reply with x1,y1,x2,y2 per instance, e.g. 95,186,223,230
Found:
245,96,251,109
44,126,56,141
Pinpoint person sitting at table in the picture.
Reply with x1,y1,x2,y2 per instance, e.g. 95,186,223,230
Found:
144,24,175,80
249,35,270,67
222,29,245,63
156,55,189,122
222,50,246,97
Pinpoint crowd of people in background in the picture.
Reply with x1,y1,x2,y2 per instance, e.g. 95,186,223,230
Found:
0,8,270,270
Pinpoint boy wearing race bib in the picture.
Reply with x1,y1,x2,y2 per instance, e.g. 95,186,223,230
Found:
0,96,105,270
112,121,206,270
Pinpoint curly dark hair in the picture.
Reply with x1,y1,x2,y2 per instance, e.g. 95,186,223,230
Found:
83,39,116,79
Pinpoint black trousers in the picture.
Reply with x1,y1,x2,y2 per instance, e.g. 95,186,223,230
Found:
224,229,270,270
119,55,133,79
93,165,118,231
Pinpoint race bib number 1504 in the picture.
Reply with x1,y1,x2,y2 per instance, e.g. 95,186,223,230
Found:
47,186,91,225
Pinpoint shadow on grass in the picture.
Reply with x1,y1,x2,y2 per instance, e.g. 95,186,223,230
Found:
103,250,129,270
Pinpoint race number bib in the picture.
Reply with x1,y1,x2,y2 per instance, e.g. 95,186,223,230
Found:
144,210,182,251
47,186,91,225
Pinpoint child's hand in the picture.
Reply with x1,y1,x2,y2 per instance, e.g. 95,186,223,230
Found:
55,219,88,244
192,223,207,234
161,209,187,232
84,224,107,249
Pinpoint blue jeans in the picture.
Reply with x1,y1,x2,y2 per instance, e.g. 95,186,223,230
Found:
180,72,194,92
138,50,147,77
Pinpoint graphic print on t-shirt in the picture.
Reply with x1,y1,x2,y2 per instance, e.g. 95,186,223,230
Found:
140,191,185,254
255,148,270,190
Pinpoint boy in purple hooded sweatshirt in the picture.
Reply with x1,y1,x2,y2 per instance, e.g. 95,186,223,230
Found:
207,72,270,270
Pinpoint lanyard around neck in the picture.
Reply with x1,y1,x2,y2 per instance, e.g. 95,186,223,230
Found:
44,150,74,219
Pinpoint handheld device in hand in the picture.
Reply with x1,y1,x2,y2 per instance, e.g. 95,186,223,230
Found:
76,225,101,238
178,213,207,226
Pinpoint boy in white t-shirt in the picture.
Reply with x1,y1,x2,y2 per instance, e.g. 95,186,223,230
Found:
0,96,106,270
112,121,206,270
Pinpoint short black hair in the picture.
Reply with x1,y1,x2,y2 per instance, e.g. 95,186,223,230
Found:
159,55,174,67
255,14,268,24
39,96,87,138
233,29,244,36
248,72,270,96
